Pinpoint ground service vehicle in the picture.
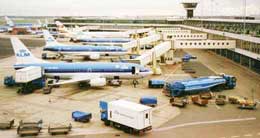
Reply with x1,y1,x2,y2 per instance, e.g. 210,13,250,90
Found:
99,100,152,135
170,97,188,107
191,96,208,106
72,111,92,123
140,96,157,107
48,123,72,135
238,99,257,110
163,74,236,97
0,119,14,129
17,120,42,137
148,80,165,88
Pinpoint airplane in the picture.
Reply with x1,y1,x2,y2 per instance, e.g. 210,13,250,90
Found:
55,21,132,42
5,16,35,28
42,30,129,60
11,37,152,87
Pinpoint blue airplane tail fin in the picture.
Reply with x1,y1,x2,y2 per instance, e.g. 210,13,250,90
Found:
43,30,59,46
11,37,46,64
5,16,14,27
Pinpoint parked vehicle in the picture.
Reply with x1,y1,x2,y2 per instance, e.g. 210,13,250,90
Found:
191,96,208,106
4,76,16,87
163,74,236,97
200,92,214,99
228,96,241,104
15,66,43,83
108,79,122,86
17,77,46,94
170,97,188,107
215,95,226,105
140,96,157,107
17,120,42,137
99,100,152,135
238,98,257,110
148,80,165,88
0,119,14,129
72,111,92,123
48,123,72,135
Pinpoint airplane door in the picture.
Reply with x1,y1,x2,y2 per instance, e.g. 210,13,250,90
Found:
131,67,135,74
144,110,151,127
132,66,140,75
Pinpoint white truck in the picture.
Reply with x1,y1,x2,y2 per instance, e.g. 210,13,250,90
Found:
100,99,152,135
15,66,43,83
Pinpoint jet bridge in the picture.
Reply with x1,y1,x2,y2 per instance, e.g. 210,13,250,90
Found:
163,33,207,40
158,29,191,34
127,42,171,74
122,34,161,54
173,40,236,49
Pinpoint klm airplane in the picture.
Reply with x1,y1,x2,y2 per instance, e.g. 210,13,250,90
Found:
42,30,129,60
55,21,132,43
5,16,35,28
11,37,152,87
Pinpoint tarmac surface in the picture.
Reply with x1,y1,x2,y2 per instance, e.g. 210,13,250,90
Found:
0,37,259,138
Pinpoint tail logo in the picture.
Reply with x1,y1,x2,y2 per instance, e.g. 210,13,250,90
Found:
16,49,30,57
47,37,54,42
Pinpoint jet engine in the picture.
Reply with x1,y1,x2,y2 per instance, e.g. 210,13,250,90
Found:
90,78,106,87
89,53,100,60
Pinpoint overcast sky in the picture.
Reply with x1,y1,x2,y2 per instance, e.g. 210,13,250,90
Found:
0,0,260,16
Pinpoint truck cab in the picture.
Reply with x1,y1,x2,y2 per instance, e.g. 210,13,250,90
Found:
223,75,236,89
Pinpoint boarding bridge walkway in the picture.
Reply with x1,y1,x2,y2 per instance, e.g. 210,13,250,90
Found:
134,42,171,66
122,34,161,50
163,33,207,40
159,30,236,49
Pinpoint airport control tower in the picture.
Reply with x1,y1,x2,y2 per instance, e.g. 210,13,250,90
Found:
182,1,198,18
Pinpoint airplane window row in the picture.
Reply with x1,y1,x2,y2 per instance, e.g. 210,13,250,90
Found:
180,42,230,46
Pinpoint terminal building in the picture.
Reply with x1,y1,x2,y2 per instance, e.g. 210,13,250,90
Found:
51,3,260,75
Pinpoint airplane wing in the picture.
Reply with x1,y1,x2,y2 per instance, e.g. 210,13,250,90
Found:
49,74,106,87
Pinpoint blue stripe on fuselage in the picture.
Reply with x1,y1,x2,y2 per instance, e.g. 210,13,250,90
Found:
78,38,131,43
43,45,127,52
14,62,150,73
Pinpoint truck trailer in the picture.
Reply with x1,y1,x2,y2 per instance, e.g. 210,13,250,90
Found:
163,74,236,97
99,100,152,135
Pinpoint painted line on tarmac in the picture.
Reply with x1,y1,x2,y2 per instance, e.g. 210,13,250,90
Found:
244,134,253,137
154,117,256,132
231,136,240,138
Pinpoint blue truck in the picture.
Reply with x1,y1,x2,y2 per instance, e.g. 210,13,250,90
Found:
72,111,92,122
148,80,165,88
140,96,158,107
163,74,236,97
182,54,197,62
4,76,46,94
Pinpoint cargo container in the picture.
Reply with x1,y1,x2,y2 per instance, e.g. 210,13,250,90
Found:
15,66,43,83
140,96,157,107
100,100,152,134
191,96,208,106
